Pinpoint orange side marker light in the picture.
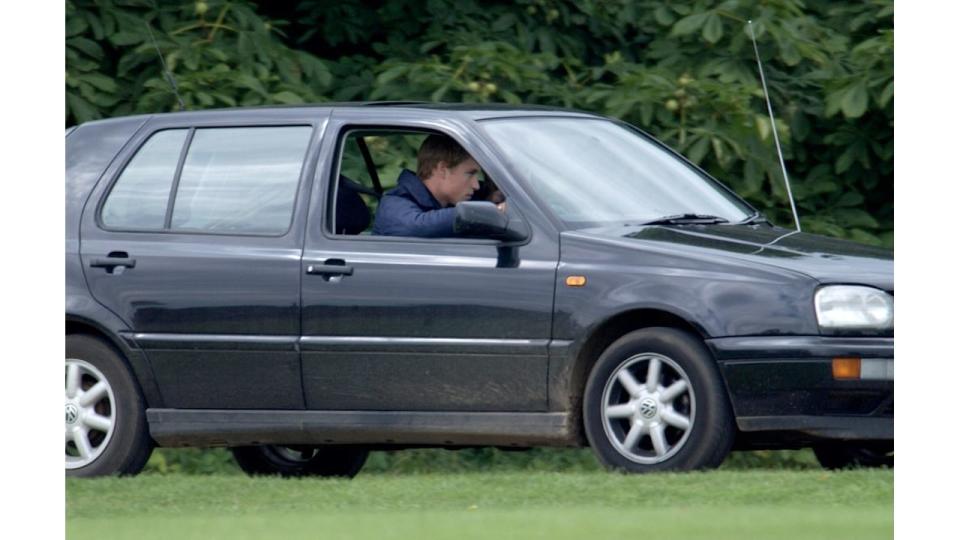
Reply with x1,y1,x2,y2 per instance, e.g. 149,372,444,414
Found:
832,357,861,380
565,276,587,287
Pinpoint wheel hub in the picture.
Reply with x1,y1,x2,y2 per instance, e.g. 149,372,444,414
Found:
638,397,658,419
65,402,80,425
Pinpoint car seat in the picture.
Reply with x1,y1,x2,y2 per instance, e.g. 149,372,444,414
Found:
335,175,379,235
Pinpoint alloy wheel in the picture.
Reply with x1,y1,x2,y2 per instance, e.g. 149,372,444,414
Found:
65,358,117,469
600,353,696,464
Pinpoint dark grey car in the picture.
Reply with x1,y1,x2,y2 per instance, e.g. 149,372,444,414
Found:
66,103,893,477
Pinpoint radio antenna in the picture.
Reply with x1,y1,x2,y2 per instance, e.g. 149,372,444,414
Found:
145,22,185,111
748,20,800,232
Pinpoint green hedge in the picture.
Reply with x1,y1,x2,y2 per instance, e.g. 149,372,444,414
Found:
67,0,892,246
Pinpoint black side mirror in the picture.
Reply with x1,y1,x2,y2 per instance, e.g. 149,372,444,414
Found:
454,202,528,242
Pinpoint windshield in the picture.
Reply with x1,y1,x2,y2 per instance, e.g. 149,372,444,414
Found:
481,117,753,228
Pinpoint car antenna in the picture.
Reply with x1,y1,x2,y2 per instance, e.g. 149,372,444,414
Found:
747,20,800,232
145,22,186,111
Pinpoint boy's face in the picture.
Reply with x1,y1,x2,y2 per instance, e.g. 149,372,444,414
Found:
434,157,481,206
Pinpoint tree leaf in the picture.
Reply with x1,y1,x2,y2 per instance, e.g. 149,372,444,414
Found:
702,14,723,44
841,81,869,118
671,12,710,37
833,209,878,228
836,191,864,207
492,13,516,32
78,73,118,92
272,91,304,104
66,93,100,123
654,6,675,26
67,37,103,59
878,81,894,107
686,136,710,164
66,15,89,37
376,65,408,85
110,31,144,46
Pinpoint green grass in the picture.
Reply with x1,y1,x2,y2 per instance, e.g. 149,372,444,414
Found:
67,469,892,540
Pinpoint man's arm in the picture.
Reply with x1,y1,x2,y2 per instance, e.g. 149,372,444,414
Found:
372,196,457,238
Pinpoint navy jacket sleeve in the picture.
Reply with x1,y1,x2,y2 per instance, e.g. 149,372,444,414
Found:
372,195,457,237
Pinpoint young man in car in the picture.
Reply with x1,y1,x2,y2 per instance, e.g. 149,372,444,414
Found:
372,134,505,237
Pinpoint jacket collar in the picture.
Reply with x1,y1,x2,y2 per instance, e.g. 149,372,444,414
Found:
398,169,444,210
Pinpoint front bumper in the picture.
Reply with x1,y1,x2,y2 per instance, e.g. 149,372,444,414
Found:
705,336,893,441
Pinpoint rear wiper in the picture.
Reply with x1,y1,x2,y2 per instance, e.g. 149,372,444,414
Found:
634,213,730,226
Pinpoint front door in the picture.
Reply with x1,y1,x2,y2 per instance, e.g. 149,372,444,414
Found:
80,114,325,409
299,113,560,412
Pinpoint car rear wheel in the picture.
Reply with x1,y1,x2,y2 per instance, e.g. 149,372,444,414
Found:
231,445,368,478
66,335,153,477
813,441,893,469
583,327,734,472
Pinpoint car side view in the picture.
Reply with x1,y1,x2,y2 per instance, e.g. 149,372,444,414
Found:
66,103,893,477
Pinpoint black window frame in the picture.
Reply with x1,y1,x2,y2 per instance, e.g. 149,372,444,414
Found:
96,124,316,239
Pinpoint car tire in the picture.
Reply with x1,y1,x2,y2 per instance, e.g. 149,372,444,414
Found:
813,442,893,470
583,327,734,472
66,334,153,477
231,445,369,478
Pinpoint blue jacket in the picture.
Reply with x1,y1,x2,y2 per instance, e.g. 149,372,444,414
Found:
372,169,457,237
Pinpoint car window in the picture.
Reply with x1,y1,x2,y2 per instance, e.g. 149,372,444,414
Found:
170,126,312,235
101,129,188,230
331,129,501,237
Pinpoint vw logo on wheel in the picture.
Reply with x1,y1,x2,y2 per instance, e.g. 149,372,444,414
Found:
638,398,658,419
65,403,80,425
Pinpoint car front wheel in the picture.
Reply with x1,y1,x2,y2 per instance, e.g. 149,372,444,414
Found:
231,445,369,478
583,327,735,472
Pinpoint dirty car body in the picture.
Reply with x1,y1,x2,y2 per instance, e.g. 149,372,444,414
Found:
65,103,893,477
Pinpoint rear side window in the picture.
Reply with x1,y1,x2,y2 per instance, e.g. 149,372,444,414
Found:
101,129,188,229
100,126,312,235
171,127,312,235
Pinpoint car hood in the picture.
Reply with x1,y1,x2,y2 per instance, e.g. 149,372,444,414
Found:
567,224,893,291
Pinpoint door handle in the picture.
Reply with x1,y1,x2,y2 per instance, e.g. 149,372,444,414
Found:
306,260,354,277
90,252,137,274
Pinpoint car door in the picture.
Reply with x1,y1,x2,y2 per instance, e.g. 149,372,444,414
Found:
300,111,560,412
79,111,326,409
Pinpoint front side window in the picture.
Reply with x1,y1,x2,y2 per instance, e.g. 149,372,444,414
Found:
481,118,753,228
171,126,312,235
101,129,188,229
330,129,503,237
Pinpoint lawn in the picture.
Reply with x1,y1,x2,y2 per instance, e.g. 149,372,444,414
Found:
66,469,892,540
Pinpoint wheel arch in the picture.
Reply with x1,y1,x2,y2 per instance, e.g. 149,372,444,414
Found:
65,316,164,408
558,308,713,443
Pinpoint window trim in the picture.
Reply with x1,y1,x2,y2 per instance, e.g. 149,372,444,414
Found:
96,124,316,238
321,124,532,247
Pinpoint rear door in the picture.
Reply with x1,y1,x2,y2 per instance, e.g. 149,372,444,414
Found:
79,112,326,409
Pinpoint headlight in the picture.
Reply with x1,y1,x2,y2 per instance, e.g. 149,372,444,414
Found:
815,285,893,331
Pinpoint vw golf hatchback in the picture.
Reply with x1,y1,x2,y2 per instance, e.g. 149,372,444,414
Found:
66,103,893,477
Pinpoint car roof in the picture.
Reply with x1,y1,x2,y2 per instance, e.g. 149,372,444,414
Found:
73,101,604,128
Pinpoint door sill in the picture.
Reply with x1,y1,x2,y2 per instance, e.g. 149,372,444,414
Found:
147,408,576,448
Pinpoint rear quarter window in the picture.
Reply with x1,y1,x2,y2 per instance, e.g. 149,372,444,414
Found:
100,129,188,230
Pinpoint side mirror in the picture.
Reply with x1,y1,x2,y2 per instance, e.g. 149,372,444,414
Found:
454,202,528,242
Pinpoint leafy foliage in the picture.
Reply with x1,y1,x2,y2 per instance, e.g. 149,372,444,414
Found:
66,0,892,246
